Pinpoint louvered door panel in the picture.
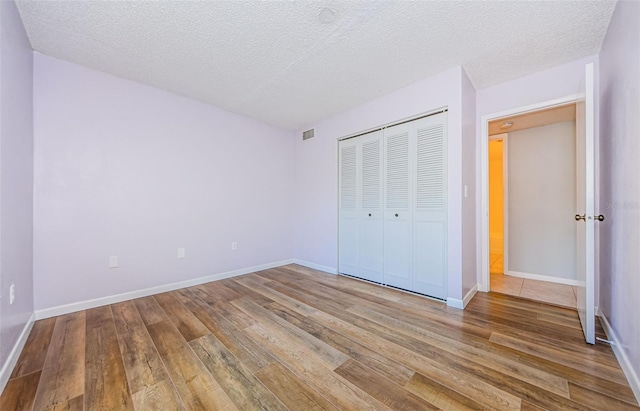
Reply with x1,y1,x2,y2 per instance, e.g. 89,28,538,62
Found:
413,115,448,299
338,141,359,276
359,132,383,283
385,132,410,209
362,140,381,209
383,126,412,290
340,145,357,210
416,124,445,210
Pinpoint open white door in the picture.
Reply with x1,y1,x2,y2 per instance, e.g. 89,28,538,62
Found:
575,63,596,344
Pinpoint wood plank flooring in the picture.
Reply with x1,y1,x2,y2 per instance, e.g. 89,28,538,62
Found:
1,264,637,410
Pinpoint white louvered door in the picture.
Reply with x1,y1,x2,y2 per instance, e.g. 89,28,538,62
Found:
338,112,447,300
338,140,359,276
359,131,384,283
412,115,448,299
383,124,413,290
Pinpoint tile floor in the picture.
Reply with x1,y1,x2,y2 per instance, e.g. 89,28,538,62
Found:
490,253,577,308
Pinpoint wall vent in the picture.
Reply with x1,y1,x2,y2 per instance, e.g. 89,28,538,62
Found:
302,129,315,140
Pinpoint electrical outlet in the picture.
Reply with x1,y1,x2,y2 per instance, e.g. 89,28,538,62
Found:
178,247,186,259
109,256,118,268
231,241,238,251
9,284,15,305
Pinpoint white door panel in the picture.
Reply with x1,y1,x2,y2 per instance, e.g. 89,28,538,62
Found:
339,214,359,275
576,63,596,344
384,212,412,289
413,220,447,298
384,126,412,289
360,211,383,283
359,132,384,283
413,116,447,299
384,124,412,290
339,141,359,276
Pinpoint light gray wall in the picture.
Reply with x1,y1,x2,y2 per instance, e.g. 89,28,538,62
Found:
507,122,577,280
33,53,295,311
598,0,640,396
0,0,34,386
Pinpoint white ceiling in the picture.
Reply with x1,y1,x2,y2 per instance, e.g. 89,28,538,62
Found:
15,1,616,131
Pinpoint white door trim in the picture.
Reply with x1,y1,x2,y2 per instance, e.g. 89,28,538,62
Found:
502,135,509,276
479,94,580,292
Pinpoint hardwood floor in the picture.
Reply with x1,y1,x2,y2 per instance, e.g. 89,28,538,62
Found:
1,264,637,410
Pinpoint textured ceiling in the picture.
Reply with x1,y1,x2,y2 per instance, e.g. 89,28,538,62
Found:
15,1,616,130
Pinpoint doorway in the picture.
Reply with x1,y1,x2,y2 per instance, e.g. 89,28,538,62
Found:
485,102,580,308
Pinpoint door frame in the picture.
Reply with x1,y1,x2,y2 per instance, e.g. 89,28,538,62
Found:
478,94,580,292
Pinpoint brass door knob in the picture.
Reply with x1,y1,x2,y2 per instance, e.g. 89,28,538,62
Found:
575,214,586,221
595,215,605,221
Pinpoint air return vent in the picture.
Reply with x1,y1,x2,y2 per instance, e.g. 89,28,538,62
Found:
302,129,315,140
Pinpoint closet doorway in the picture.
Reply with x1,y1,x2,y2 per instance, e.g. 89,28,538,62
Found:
488,104,578,308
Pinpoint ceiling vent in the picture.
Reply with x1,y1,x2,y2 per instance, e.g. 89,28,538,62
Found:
303,129,315,141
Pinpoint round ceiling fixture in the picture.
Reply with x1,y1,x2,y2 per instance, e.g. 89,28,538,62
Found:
319,8,336,24
499,121,514,129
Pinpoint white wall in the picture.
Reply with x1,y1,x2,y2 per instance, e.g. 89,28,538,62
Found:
293,66,466,301
507,122,577,281
0,0,34,389
598,0,640,398
33,53,295,311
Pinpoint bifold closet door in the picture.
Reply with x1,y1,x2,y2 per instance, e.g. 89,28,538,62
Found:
339,112,447,300
383,113,448,297
338,131,383,282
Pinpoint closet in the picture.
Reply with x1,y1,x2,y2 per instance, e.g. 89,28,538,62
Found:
338,111,448,300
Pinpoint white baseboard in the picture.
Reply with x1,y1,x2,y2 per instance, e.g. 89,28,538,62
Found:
463,285,478,307
35,259,295,320
448,284,478,309
505,270,580,286
292,259,338,275
0,313,36,394
598,311,640,404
